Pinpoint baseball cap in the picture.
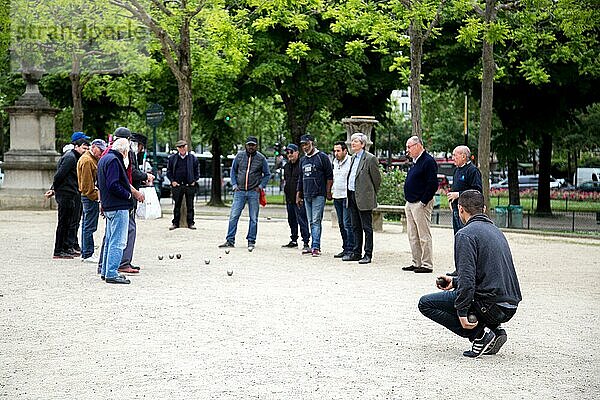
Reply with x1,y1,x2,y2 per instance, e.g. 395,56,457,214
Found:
91,139,107,151
246,136,258,145
71,132,90,142
300,134,314,144
286,144,298,152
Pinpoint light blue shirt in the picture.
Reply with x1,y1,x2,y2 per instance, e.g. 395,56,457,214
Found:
347,150,364,192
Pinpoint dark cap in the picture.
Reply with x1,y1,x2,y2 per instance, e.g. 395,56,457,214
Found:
246,136,258,145
131,133,147,146
286,144,298,152
91,139,107,151
71,132,90,142
113,127,131,139
175,139,187,147
300,134,314,144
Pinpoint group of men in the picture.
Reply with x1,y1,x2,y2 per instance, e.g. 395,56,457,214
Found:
49,127,154,285
217,133,521,358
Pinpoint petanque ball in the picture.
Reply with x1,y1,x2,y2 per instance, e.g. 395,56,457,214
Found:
158,255,164,260
467,312,478,323
227,270,233,276
204,258,210,265
436,277,447,288
176,254,181,259
225,249,230,254
169,254,174,259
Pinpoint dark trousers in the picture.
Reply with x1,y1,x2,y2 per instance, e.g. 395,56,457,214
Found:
66,196,82,251
451,203,464,234
119,209,137,268
347,190,374,257
54,196,77,254
172,185,195,226
333,198,354,253
418,290,516,342
285,202,310,245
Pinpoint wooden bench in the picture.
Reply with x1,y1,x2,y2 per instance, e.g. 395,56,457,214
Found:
331,204,407,232
372,205,406,232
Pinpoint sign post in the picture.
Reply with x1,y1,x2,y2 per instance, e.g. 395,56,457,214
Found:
145,103,164,193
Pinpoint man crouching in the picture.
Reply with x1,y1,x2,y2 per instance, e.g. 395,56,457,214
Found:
418,190,522,357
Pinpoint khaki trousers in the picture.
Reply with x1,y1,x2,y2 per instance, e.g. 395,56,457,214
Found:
405,199,434,269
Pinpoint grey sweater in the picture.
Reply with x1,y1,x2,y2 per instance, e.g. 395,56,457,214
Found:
453,214,522,316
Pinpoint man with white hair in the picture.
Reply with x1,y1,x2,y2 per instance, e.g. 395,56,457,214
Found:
402,136,438,274
343,133,381,264
97,138,133,284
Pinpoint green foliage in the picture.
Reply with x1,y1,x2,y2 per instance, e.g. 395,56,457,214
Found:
378,168,407,206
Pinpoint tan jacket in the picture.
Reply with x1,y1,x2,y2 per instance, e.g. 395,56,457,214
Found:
349,151,381,210
77,150,99,201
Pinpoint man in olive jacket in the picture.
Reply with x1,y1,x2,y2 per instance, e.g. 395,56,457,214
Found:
343,132,381,264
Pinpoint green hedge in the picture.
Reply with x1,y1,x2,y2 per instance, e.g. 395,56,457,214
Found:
378,168,406,206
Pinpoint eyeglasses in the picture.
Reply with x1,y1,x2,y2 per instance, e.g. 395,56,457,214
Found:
286,151,294,154
406,143,418,150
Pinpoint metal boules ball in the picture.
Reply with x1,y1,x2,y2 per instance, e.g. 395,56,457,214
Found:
176,254,181,259
158,255,164,260
204,258,210,265
227,270,233,276
169,254,174,259
225,249,230,254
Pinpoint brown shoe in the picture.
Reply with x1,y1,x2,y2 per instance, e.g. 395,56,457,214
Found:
169,224,178,230
117,266,140,274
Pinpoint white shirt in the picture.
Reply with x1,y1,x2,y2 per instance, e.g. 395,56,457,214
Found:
332,154,351,199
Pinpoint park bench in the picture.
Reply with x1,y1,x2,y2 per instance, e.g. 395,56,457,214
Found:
372,205,406,232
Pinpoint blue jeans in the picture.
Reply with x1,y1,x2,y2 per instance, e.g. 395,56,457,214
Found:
304,196,325,250
451,203,464,234
333,198,354,253
100,210,129,279
226,190,260,244
80,196,99,259
286,202,310,245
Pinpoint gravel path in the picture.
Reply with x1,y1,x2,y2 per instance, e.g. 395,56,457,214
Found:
1,210,599,399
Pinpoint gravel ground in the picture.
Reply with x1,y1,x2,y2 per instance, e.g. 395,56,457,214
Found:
0,209,599,399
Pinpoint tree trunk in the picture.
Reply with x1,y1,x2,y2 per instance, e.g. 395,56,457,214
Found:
508,159,520,206
477,0,497,215
177,17,193,145
208,135,224,207
281,92,306,144
409,21,423,138
536,131,552,215
70,62,84,132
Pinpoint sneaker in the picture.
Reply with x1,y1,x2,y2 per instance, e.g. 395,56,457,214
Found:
66,248,81,257
484,328,507,355
53,252,74,259
302,245,311,254
188,224,197,230
169,224,179,231
248,242,255,252
82,256,99,263
463,328,496,358
218,241,235,248
311,249,321,257
282,241,298,248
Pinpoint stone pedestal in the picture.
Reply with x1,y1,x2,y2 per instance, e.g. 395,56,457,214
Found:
341,115,378,153
0,70,60,209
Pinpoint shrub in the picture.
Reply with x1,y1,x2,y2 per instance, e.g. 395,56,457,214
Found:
378,168,406,206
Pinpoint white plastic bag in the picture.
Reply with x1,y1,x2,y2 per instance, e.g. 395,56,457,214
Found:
136,186,162,219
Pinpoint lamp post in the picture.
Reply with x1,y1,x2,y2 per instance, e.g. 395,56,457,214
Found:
145,103,164,194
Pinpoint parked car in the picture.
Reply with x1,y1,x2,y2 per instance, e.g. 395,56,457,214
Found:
577,180,600,192
490,175,561,190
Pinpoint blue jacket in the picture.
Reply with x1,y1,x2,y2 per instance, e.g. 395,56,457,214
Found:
231,151,270,191
97,150,132,212
404,151,438,204
297,151,334,198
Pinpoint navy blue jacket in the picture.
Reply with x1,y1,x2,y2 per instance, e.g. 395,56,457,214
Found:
53,149,82,199
451,162,482,210
166,153,200,185
404,151,438,204
297,151,333,198
97,150,132,212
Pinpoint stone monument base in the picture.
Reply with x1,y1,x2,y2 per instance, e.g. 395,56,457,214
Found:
0,188,56,210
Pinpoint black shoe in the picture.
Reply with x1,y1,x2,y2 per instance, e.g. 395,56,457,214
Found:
282,241,298,248
188,224,197,230
447,270,458,277
463,328,496,358
169,224,178,230
413,266,433,273
53,252,74,259
342,253,362,261
66,248,81,257
129,264,141,271
333,251,346,258
402,265,417,271
358,255,372,264
218,241,234,248
484,328,507,355
105,275,131,284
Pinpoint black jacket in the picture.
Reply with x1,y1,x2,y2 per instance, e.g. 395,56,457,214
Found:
453,214,522,316
283,159,301,204
53,149,82,199
166,153,200,185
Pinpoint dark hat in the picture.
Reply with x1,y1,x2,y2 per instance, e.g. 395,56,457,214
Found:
175,139,187,147
91,139,107,151
286,143,298,152
300,134,314,144
113,127,131,139
131,133,147,146
71,132,90,142
246,136,258,145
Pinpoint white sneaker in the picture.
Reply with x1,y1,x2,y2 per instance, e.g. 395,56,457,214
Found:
248,243,255,252
82,256,99,263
